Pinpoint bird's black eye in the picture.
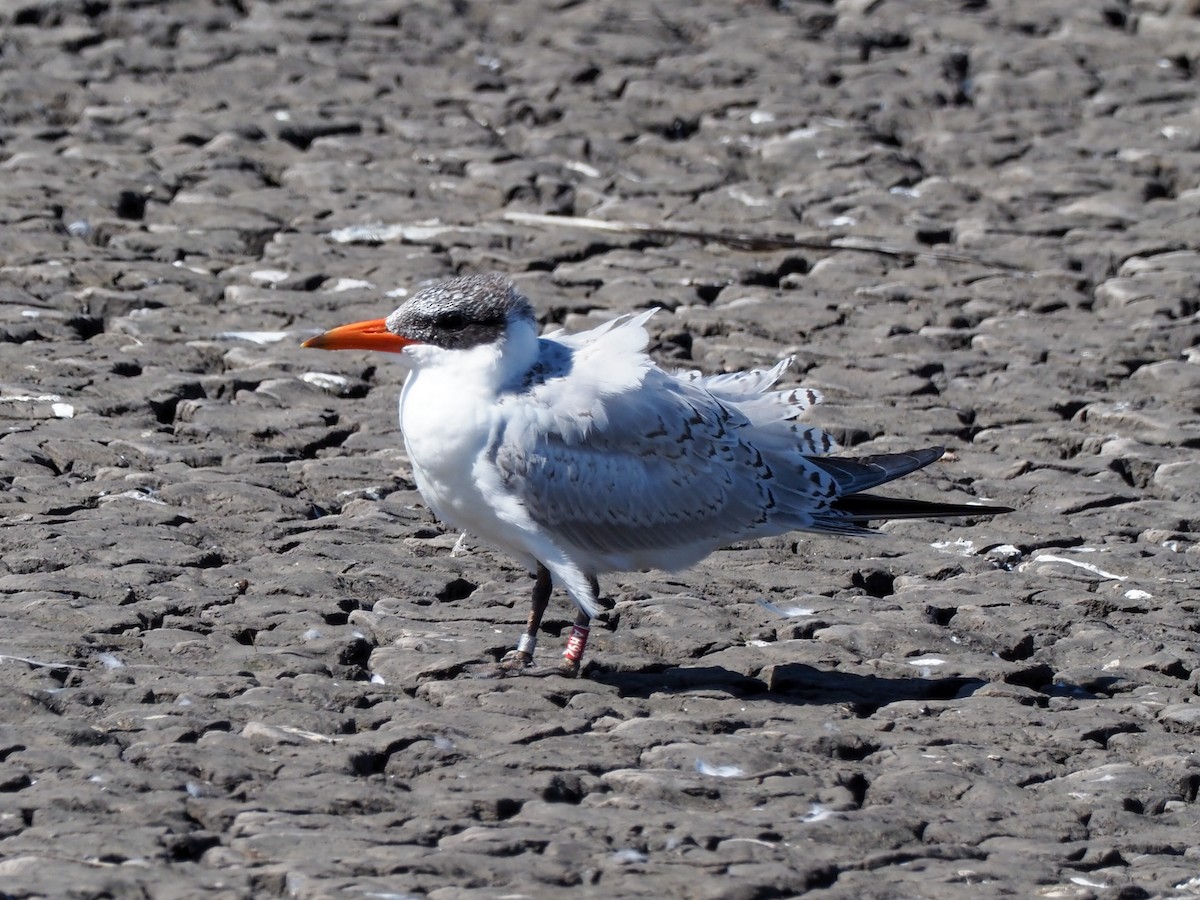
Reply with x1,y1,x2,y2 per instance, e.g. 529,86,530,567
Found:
436,311,467,331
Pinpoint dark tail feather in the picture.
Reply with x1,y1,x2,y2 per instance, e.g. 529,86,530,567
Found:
830,493,1014,523
808,447,946,494
807,445,1013,531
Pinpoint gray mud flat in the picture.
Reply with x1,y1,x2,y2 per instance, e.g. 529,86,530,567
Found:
2,1,1199,898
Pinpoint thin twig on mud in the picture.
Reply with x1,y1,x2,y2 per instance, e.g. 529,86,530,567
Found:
502,211,1028,273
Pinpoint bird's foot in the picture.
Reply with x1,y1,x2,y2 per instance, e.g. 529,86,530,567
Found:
465,660,564,679
500,647,574,678
501,648,533,670
464,648,531,679
467,636,569,678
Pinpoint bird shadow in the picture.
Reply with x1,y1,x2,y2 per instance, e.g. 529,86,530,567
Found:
588,662,986,713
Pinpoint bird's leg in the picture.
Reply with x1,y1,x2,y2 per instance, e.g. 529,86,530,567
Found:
500,564,552,671
558,575,598,677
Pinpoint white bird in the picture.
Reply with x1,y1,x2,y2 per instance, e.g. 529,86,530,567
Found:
303,272,1009,676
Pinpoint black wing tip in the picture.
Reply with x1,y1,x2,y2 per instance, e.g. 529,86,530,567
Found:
807,445,948,495
829,494,1013,523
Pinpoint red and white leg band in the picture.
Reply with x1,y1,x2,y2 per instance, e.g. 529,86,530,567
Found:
562,624,590,664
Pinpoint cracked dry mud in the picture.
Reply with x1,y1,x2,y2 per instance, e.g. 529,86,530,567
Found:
2,1,1200,898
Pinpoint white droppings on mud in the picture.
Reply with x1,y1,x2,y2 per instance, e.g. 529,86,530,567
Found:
301,372,350,392
695,759,745,778
1025,554,1128,581
327,222,458,244
800,804,833,823
756,598,816,618
328,277,375,292
931,537,976,556
1,392,62,402
100,490,166,505
218,330,291,344
563,159,601,178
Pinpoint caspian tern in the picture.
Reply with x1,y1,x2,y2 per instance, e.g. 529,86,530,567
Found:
303,272,1010,676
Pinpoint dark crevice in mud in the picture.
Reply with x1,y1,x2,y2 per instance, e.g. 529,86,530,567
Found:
805,866,841,891
338,638,374,670
231,628,258,646
1107,458,1153,489
165,832,222,862
67,315,105,340
436,578,478,603
915,227,953,246
277,121,362,151
1080,723,1142,749
0,772,34,795
852,569,895,598
653,329,694,361
1068,847,1129,872
1059,495,1136,515
524,239,663,275
815,736,881,762
854,30,911,62
922,677,985,702
240,228,279,258
0,325,52,344
542,773,586,804
114,190,147,220
309,501,335,519
1052,400,1088,419
322,597,368,625
840,772,869,808
926,605,957,626
822,425,874,447
301,427,358,459
997,634,1036,662
149,383,206,424
738,254,811,288
1003,664,1055,692
1020,537,1088,552
651,116,698,141
1179,774,1200,803
192,550,226,569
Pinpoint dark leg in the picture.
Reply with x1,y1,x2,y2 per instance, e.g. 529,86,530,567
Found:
500,564,552,671
557,575,598,677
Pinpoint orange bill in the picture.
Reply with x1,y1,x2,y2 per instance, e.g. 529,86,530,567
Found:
301,318,415,353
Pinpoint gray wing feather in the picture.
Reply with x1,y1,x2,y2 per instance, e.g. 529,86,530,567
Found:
494,369,792,564
490,315,851,568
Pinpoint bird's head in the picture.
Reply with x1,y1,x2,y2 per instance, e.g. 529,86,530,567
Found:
302,273,539,373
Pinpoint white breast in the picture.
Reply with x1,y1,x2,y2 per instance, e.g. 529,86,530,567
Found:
400,366,493,520
397,357,544,574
